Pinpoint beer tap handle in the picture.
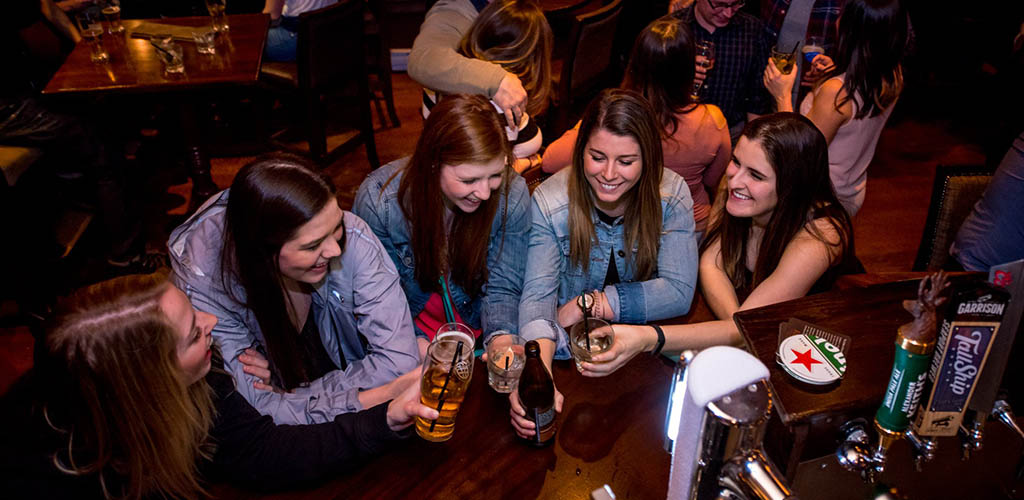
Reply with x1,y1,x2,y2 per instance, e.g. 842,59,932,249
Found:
993,400,1024,442
904,430,937,472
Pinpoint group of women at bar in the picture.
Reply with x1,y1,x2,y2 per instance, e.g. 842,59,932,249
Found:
1,0,910,497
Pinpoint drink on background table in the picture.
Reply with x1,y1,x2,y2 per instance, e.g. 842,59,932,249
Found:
415,324,475,442
485,332,525,393
192,30,217,55
77,12,109,63
152,34,185,74
518,340,556,447
568,317,615,372
102,2,124,34
81,27,109,63
205,0,230,33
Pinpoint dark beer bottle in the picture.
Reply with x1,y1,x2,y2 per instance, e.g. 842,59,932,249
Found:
518,340,556,446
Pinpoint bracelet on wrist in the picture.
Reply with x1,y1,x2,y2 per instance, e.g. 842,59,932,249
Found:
650,324,666,356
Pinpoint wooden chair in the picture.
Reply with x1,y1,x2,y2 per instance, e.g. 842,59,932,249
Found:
548,0,624,137
912,164,995,271
260,0,379,167
364,0,401,129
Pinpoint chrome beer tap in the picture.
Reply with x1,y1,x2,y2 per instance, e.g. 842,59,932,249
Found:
665,346,797,500
992,399,1024,442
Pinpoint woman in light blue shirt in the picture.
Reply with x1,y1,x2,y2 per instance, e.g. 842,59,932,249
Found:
512,89,698,439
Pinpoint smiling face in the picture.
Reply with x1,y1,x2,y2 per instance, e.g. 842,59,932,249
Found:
725,137,778,226
438,156,506,214
582,128,643,216
277,201,345,284
160,285,218,385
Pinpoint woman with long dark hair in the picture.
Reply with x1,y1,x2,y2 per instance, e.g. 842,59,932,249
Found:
512,89,698,438
0,274,434,499
543,15,730,234
584,113,859,376
764,0,909,216
168,153,420,425
354,94,528,352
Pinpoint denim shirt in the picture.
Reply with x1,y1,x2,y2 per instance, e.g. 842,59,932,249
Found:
519,168,699,359
353,158,530,340
168,191,420,425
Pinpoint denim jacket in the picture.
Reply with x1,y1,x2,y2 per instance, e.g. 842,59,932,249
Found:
519,168,699,359
168,191,420,425
353,158,529,340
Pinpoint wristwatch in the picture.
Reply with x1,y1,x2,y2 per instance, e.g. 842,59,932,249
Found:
576,291,595,316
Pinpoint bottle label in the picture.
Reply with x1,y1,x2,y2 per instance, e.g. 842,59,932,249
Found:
532,405,555,428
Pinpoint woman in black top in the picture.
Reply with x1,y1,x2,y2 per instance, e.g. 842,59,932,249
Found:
0,273,435,499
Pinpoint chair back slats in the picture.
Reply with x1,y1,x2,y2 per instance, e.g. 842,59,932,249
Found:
297,0,367,93
567,2,621,94
913,165,995,271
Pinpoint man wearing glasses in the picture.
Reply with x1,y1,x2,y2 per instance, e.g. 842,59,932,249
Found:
670,0,771,141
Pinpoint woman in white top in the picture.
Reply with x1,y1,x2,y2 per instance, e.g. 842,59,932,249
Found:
763,0,909,216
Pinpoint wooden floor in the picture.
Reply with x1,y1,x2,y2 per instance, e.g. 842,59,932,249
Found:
0,71,990,393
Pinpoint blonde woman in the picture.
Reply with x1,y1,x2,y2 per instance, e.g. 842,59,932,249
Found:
0,274,434,499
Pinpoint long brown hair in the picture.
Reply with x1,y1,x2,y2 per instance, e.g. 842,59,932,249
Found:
459,0,553,117
701,113,853,291
621,15,697,138
389,94,514,296
568,89,664,280
826,0,908,118
221,153,342,390
41,274,214,500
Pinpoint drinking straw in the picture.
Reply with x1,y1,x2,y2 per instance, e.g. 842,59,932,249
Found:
582,298,592,352
429,340,464,432
504,353,510,371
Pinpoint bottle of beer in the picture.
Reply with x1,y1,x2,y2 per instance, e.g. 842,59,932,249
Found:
518,340,556,446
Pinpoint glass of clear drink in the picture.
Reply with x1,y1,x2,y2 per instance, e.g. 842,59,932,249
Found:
205,0,230,33
101,0,124,34
415,323,475,442
691,40,715,99
77,12,109,63
152,35,185,74
771,45,796,74
192,30,217,55
568,318,615,372
485,331,525,393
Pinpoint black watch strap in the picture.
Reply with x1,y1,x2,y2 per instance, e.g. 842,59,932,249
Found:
650,324,666,356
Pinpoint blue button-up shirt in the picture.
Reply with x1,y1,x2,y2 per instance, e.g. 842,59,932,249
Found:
519,168,699,359
353,158,530,339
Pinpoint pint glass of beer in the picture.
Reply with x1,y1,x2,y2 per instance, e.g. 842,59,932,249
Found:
415,323,475,442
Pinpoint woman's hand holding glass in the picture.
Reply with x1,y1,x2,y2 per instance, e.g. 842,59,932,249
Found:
578,324,658,377
763,60,799,110
385,369,440,432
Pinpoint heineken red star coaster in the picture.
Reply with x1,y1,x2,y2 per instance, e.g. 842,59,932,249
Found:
776,319,849,386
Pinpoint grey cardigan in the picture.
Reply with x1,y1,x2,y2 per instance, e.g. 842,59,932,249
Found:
169,191,420,425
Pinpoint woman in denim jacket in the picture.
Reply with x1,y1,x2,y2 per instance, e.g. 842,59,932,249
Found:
590,113,857,376
169,154,420,425
512,89,699,439
354,94,529,354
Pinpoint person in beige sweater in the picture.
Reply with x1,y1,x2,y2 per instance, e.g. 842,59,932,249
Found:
409,0,529,131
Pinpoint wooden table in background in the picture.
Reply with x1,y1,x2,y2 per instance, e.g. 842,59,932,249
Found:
42,14,269,211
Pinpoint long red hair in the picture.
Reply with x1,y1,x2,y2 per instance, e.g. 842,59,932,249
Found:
390,94,514,296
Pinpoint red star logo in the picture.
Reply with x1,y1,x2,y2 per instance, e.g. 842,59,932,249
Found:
790,348,822,372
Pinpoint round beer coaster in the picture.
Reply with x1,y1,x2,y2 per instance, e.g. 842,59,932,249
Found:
777,333,846,385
